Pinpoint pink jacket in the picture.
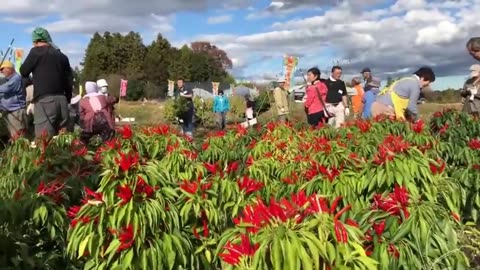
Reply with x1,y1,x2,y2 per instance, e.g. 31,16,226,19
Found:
304,80,328,115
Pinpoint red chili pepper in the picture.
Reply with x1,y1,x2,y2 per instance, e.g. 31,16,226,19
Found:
330,196,342,214
340,223,348,243
334,221,342,242
334,205,351,221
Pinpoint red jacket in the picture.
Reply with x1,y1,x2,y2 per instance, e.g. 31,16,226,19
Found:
79,95,117,133
304,80,328,115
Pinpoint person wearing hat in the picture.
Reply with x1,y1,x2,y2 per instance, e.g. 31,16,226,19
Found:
0,61,28,138
97,79,109,95
20,27,73,138
351,77,364,118
361,68,372,88
212,89,230,129
362,77,381,119
79,81,118,144
460,64,480,116
372,67,435,121
273,77,290,122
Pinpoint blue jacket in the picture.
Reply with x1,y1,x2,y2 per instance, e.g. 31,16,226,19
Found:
213,95,230,113
362,88,379,119
0,73,26,112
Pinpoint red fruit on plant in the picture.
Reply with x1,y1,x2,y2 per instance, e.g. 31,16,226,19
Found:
117,225,135,252
346,219,359,228
227,161,240,174
219,234,259,266
135,176,155,198
373,220,386,236
429,159,446,175
118,125,133,140
180,180,199,194
451,212,460,222
237,176,264,194
468,138,480,150
83,187,104,204
411,119,424,133
115,151,139,172
116,185,133,205
67,206,81,219
204,162,219,175
201,142,209,151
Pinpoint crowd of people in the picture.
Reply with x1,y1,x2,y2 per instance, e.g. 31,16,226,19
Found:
0,27,119,145
271,37,480,128
1,29,479,142
271,65,436,128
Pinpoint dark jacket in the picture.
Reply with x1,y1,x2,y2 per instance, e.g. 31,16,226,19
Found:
20,45,73,103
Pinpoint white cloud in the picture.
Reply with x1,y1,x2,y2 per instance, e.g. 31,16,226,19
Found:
207,14,232,24
2,0,480,81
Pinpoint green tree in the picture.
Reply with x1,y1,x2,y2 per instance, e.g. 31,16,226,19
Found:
143,34,171,84
168,46,192,81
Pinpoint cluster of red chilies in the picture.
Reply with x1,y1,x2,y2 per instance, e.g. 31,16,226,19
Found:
219,193,354,266
364,186,410,258
373,135,411,165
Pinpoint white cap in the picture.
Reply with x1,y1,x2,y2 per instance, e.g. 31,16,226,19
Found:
277,77,286,83
71,95,81,105
97,79,108,88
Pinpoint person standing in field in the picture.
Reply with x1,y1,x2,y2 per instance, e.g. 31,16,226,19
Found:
460,64,480,117
371,67,435,121
97,79,109,95
79,82,118,144
213,90,230,130
304,67,329,127
362,78,381,119
325,66,350,128
20,27,73,138
361,68,373,89
0,61,28,139
177,79,195,138
351,77,364,118
273,78,290,123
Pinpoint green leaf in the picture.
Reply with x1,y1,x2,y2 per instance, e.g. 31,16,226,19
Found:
78,234,91,259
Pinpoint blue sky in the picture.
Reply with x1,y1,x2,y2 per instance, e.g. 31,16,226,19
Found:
0,0,477,90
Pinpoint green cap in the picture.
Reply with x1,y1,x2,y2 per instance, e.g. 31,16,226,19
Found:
32,27,58,50
32,27,52,43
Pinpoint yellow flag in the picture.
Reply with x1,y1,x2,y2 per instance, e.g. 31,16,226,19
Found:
79,85,84,97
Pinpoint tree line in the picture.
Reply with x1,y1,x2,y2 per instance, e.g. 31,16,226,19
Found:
76,32,235,100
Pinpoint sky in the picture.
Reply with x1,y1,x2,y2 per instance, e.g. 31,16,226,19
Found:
0,0,478,90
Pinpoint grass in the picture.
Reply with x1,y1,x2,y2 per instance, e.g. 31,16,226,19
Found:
115,101,463,126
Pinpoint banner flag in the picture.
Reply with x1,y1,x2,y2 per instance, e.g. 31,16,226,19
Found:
283,55,299,90
14,48,23,73
79,85,84,97
168,80,175,97
212,82,220,95
120,79,128,97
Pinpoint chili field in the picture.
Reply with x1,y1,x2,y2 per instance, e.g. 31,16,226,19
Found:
0,110,479,270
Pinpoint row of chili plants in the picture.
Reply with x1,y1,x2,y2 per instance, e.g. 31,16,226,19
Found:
0,111,478,269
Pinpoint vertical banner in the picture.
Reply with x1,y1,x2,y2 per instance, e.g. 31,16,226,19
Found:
212,82,220,95
120,79,128,97
167,80,175,97
79,84,84,97
14,48,23,73
283,55,299,90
